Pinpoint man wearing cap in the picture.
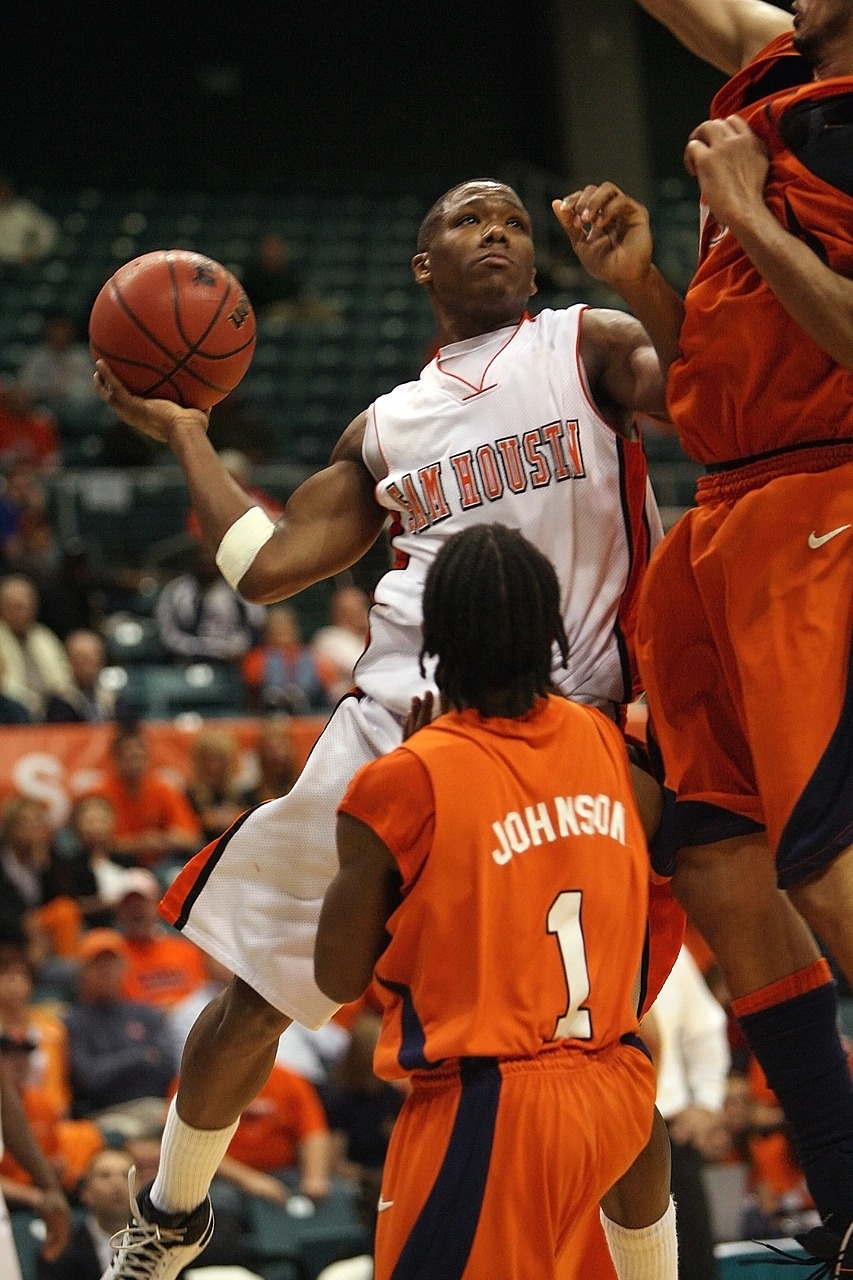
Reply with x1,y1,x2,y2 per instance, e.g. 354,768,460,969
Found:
64,931,177,1129
111,871,208,1013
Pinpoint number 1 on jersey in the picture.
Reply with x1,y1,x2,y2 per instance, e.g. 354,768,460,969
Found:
547,890,592,1041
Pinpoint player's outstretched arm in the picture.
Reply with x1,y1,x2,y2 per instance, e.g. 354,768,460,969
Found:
634,0,792,75
95,361,387,604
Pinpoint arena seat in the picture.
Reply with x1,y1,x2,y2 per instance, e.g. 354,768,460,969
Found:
106,661,248,720
243,1180,371,1280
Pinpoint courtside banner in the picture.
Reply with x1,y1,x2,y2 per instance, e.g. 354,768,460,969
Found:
0,716,326,827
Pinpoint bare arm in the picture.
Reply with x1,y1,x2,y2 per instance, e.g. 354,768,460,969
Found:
686,116,853,372
554,185,684,419
298,1129,332,1200
314,812,400,1005
95,362,387,605
0,1062,71,1260
634,0,792,75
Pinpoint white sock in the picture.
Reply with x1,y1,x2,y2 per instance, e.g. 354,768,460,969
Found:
149,1097,239,1215
600,1198,678,1280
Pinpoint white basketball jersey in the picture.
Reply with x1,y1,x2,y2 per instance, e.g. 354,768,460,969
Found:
356,307,662,717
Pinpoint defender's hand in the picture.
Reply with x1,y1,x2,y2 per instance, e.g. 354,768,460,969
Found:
553,183,653,288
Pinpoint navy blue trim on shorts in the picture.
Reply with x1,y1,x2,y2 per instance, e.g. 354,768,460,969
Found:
658,800,766,875
776,635,853,889
390,1057,501,1280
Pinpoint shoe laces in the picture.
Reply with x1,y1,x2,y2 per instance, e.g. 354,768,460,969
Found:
741,1238,834,1280
106,1175,194,1279
108,1219,192,1275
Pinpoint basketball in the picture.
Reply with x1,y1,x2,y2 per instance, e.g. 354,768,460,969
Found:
89,249,256,411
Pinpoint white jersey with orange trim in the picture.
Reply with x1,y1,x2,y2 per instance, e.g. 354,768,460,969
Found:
356,306,663,718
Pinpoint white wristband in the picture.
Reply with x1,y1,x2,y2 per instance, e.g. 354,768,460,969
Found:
215,506,276,590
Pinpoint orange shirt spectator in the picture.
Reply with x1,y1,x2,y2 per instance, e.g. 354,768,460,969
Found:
0,384,60,471
92,725,202,870
226,1062,329,1173
0,943,71,1119
112,869,209,1011
0,1029,103,1196
121,933,208,1011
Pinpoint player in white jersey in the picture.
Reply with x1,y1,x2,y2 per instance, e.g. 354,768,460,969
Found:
94,179,679,1280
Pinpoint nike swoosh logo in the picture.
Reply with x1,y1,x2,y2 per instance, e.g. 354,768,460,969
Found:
808,524,852,549
377,1197,394,1212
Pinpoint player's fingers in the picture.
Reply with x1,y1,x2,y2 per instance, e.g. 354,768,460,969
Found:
683,138,706,178
93,359,130,403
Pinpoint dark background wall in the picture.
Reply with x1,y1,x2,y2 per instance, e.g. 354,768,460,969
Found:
1,0,787,191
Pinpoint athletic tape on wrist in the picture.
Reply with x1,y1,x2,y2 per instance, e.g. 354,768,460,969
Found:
215,506,276,589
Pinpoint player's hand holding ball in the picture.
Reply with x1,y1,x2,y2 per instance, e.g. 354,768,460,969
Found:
93,358,209,445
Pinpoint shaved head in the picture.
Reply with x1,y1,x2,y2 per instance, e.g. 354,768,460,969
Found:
416,180,527,252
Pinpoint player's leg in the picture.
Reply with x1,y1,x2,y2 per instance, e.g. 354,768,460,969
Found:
101,977,290,1280
674,833,853,1268
599,1107,678,1280
789,842,853,986
102,697,402,1280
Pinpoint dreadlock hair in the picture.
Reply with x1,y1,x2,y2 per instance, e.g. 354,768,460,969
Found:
416,180,526,252
419,524,569,717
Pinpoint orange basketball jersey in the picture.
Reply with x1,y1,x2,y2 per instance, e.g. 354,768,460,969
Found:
667,34,853,464
338,695,651,1080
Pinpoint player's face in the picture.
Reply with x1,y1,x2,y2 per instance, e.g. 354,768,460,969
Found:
413,184,537,325
791,0,853,63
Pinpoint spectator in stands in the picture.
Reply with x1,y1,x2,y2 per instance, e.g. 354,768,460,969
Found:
239,714,300,806
91,723,202,873
37,539,109,642
45,630,114,724
64,929,176,1128
0,173,58,273
0,796,82,965
0,652,31,723
276,1018,350,1091
240,232,335,325
322,1011,403,1188
0,1050,71,1277
0,1028,104,1201
17,312,103,432
154,537,265,663
112,868,208,1012
645,944,731,1280
223,1059,332,1202
0,462,48,559
184,728,247,844
35,1147,135,1280
0,942,71,1120
311,585,370,705
0,574,70,719
242,604,332,714
0,383,61,471
52,796,128,931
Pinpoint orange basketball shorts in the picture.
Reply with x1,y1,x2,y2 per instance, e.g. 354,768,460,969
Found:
636,459,853,888
373,1039,656,1280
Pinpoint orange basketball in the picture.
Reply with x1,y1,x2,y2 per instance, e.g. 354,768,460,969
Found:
89,249,256,411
